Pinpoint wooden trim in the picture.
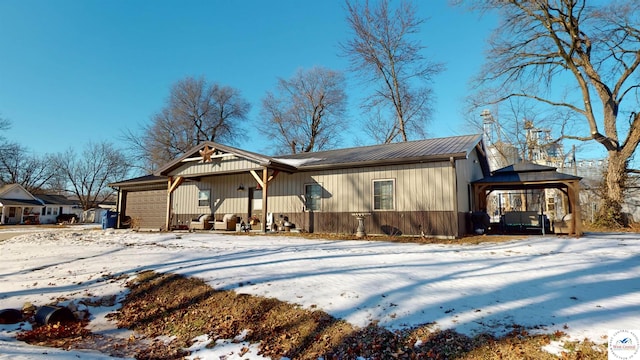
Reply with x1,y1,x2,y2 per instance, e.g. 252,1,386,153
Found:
165,176,184,231
250,170,264,188
168,176,184,193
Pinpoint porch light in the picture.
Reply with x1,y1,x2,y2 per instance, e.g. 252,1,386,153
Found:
237,184,245,192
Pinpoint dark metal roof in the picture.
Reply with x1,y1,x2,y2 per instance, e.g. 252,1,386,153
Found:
110,174,167,188
273,134,484,169
112,135,487,186
0,198,44,207
35,194,78,206
473,162,582,184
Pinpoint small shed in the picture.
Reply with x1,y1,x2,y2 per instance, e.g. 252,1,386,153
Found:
471,162,582,236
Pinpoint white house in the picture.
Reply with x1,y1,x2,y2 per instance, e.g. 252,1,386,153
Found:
0,184,44,225
35,194,83,224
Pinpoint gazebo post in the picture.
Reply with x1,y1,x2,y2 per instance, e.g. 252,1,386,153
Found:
567,180,582,236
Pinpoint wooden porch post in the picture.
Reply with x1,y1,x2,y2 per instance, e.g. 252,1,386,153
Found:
473,184,489,212
165,176,184,231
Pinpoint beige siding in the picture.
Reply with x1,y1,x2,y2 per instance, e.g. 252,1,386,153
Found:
166,159,485,237
168,155,262,177
267,162,456,214
455,149,485,213
173,173,254,216
169,162,458,221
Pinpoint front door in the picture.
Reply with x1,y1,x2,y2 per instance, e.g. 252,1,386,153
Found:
249,187,263,228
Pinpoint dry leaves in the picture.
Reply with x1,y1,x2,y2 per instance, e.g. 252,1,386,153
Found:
13,270,606,359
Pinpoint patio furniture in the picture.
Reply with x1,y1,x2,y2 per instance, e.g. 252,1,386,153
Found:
501,211,550,233
189,214,212,231
553,213,573,234
213,213,237,231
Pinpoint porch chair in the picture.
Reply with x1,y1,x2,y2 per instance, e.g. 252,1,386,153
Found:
189,214,213,231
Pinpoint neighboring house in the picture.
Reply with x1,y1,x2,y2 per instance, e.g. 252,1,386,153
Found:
0,184,44,225
0,184,85,225
35,194,83,224
111,134,491,238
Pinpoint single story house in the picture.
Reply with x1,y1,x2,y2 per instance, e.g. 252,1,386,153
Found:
0,184,84,225
35,194,83,224
110,134,491,238
0,184,44,225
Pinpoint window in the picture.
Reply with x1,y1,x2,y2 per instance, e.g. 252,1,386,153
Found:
8,207,15,217
373,179,395,210
53,207,59,216
304,183,322,211
198,190,210,207
46,207,52,215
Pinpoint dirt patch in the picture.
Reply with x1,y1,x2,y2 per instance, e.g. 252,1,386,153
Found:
228,230,529,245
19,271,606,359
0,232,31,241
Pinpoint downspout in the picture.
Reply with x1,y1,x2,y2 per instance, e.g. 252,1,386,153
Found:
115,188,122,229
262,168,268,233
450,157,459,238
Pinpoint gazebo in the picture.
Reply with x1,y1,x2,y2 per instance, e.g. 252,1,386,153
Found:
472,162,582,236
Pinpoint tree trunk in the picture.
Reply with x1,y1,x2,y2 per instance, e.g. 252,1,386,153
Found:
598,152,627,226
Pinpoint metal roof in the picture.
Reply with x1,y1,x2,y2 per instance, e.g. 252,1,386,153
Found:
473,162,582,184
35,194,79,206
0,198,44,207
112,134,487,186
273,134,484,170
110,174,167,188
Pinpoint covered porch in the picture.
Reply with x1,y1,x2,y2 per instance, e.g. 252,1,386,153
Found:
158,143,297,232
472,163,582,236
0,199,44,225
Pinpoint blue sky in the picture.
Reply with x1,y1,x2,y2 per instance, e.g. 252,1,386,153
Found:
3,0,601,161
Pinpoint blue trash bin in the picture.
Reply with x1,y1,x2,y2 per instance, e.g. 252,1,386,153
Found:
102,210,118,229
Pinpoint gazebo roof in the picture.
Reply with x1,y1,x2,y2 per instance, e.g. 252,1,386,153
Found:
472,162,581,186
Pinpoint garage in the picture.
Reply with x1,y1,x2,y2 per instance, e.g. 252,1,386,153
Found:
110,175,168,231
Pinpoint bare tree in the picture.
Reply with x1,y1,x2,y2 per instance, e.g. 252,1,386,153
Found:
51,142,130,210
0,116,56,192
467,0,640,226
0,143,55,193
0,115,13,152
123,76,250,172
260,67,347,154
341,0,443,143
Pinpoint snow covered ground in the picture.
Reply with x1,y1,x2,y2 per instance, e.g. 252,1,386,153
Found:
0,227,638,359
